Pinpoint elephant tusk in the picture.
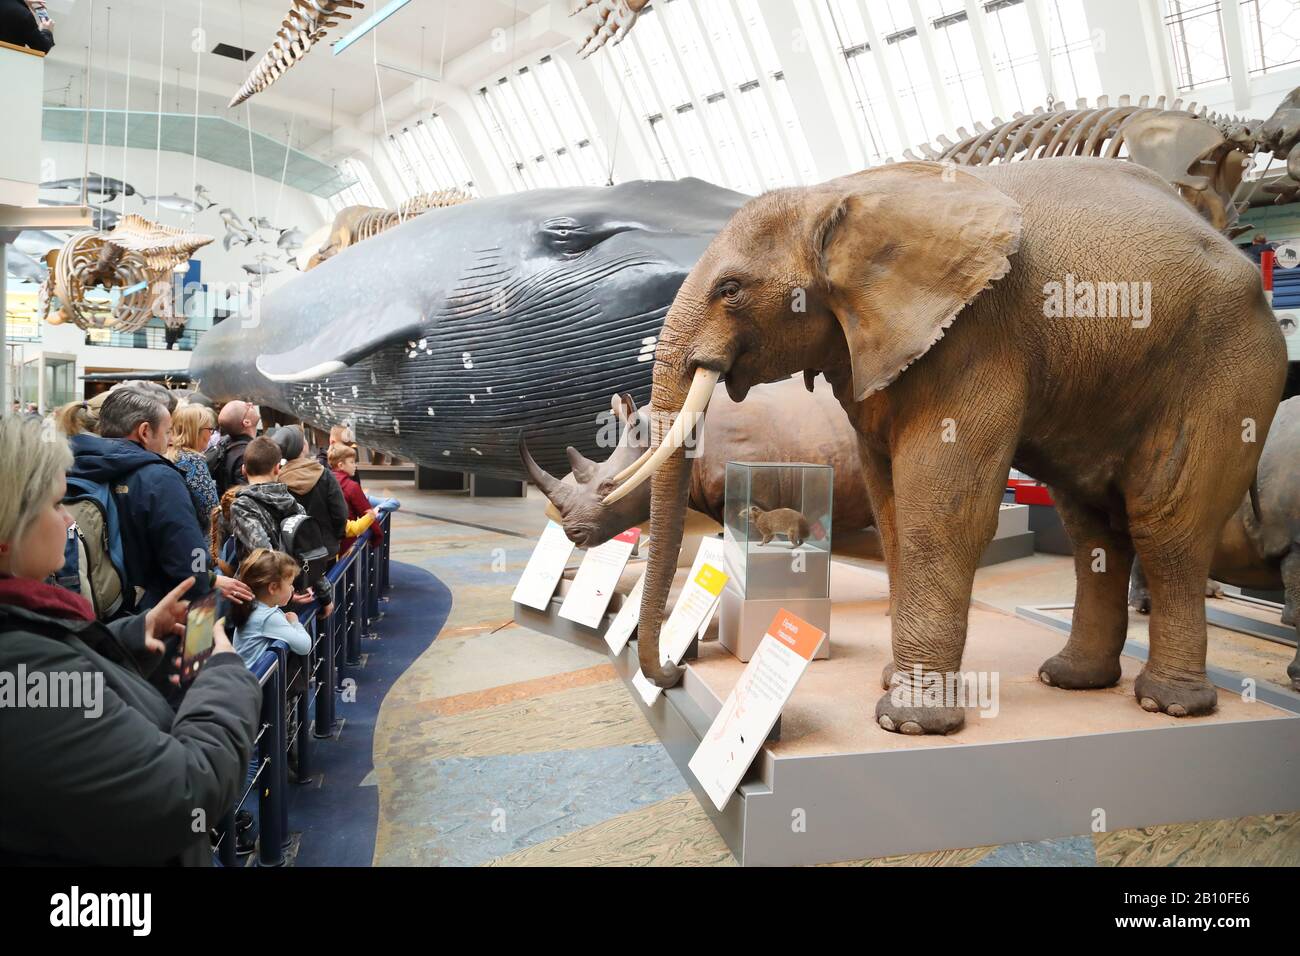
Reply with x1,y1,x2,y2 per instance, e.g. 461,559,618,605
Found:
612,445,653,483
602,367,718,505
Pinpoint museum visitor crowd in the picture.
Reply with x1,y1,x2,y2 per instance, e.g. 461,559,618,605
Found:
0,384,397,864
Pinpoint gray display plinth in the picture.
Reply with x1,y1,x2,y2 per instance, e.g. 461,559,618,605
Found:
607,636,1299,867
719,588,830,662
514,558,1300,866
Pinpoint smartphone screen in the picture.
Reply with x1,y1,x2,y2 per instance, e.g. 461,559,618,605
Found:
32,4,51,26
181,593,218,682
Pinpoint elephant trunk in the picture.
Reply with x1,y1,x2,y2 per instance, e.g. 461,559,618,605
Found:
611,328,719,687
638,367,695,687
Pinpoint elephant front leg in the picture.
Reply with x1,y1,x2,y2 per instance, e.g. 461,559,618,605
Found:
1039,493,1131,690
874,441,1014,736
1282,550,1300,690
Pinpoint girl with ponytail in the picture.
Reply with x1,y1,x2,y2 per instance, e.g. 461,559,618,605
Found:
230,548,312,670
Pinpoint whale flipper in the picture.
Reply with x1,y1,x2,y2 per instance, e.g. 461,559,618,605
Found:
255,303,426,383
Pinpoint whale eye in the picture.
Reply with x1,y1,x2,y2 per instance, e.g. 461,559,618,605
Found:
541,217,593,255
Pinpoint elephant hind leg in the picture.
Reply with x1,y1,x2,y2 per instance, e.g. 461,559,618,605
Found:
1126,503,1226,717
1039,492,1131,690
1281,550,1300,691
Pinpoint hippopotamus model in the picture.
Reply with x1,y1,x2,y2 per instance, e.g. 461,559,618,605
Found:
520,375,872,549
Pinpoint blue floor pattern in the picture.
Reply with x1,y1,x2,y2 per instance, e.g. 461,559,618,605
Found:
285,560,452,867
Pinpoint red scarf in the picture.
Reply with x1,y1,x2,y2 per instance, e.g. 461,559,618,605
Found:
0,574,96,623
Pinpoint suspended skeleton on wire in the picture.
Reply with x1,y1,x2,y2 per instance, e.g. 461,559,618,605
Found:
229,1,366,107
572,0,648,58
38,215,214,334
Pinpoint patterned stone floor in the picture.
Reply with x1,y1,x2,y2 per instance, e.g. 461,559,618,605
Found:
371,484,1300,867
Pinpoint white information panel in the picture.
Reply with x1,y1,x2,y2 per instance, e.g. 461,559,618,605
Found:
688,609,825,811
634,561,728,706
510,521,577,611
558,528,641,629
607,535,724,659
604,571,646,655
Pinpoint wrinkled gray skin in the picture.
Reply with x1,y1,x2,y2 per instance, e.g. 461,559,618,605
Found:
1130,397,1300,689
189,179,748,480
520,376,873,549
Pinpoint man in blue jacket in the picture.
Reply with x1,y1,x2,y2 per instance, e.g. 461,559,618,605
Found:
67,387,251,614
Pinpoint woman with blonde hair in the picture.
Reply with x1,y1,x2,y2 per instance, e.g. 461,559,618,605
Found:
0,416,259,865
168,402,219,531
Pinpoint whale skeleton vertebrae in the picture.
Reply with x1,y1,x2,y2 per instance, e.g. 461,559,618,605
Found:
229,1,365,108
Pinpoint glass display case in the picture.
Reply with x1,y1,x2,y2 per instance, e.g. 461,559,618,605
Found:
720,461,833,661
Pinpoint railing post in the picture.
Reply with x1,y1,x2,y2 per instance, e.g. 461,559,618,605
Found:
359,536,372,638
315,588,337,737
218,807,237,868
295,658,311,780
346,553,362,666
381,514,392,595
276,649,290,847
257,655,286,867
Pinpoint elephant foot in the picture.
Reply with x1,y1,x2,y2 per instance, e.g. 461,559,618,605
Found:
1128,588,1151,615
1038,652,1122,690
1204,579,1223,599
1287,653,1299,691
874,692,965,736
880,661,896,690
1133,669,1217,718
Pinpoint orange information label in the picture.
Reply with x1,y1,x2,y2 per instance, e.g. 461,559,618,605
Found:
768,609,825,661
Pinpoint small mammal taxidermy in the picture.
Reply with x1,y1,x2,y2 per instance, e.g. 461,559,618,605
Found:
744,506,810,547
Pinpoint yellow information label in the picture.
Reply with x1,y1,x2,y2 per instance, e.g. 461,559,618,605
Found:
695,563,728,597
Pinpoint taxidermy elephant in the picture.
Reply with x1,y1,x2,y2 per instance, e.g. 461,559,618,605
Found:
1130,397,1300,689
189,179,747,480
607,158,1287,735
519,376,872,549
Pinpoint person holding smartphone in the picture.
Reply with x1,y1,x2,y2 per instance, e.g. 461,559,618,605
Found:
0,417,260,865
0,0,54,53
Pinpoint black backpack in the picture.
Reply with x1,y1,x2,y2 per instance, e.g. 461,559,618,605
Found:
278,512,333,597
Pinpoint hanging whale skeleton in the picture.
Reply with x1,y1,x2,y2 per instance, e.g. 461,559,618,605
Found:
191,90,1300,480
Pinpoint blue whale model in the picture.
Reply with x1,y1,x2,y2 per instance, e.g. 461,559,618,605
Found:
190,178,747,479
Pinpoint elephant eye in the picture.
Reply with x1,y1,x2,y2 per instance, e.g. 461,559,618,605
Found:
718,280,743,302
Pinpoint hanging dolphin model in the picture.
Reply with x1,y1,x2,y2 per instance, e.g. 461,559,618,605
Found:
194,184,218,209
219,208,259,251
140,194,208,215
190,178,748,479
276,227,307,255
39,172,138,203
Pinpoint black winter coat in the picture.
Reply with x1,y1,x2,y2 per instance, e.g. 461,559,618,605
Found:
0,603,259,865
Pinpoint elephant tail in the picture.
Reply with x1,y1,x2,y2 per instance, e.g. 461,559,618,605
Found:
1250,478,1262,525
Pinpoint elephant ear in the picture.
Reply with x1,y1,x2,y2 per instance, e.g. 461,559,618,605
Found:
817,162,1022,401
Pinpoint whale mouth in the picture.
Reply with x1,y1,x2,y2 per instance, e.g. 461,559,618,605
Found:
249,250,671,386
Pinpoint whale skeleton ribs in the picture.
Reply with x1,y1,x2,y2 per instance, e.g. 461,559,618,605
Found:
307,188,474,269
38,214,214,333
229,1,365,108
906,91,1300,234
